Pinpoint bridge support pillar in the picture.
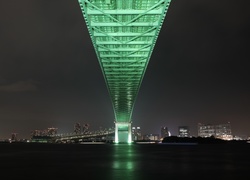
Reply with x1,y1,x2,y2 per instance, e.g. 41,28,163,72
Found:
114,121,132,143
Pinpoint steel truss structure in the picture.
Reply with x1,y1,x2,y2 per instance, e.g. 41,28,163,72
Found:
78,0,171,143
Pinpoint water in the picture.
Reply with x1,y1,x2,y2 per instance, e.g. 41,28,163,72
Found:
0,143,250,179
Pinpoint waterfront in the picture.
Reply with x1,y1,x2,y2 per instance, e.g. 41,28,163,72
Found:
0,142,250,180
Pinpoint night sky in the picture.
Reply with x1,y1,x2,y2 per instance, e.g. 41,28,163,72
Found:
0,0,249,139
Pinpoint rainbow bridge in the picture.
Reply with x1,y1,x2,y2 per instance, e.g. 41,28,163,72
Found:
77,0,171,143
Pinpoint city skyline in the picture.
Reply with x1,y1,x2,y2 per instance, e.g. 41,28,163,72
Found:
0,0,250,139
5,121,236,141
0,120,241,140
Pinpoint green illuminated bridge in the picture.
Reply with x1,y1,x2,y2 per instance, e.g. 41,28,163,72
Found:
78,0,171,143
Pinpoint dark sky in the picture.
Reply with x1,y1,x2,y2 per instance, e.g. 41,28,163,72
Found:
0,0,249,139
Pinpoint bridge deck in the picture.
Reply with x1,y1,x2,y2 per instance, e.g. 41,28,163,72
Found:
78,0,172,142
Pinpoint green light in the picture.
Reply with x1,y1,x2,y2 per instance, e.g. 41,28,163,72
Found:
112,144,136,178
78,0,172,143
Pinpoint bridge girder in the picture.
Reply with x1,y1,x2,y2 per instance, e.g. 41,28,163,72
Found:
78,0,171,143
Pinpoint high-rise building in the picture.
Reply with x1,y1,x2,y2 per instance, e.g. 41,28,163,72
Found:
47,127,58,136
74,123,81,134
178,126,190,137
132,126,142,141
215,122,233,140
198,123,215,137
161,126,170,139
198,122,233,140
83,123,90,133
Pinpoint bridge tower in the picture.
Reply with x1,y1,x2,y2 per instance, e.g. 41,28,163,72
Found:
78,0,172,143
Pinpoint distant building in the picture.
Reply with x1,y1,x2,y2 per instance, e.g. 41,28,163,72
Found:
31,127,58,137
83,124,90,133
144,134,159,141
74,123,81,134
161,126,170,139
31,130,42,136
198,122,233,140
215,123,233,140
132,127,142,141
198,123,215,137
11,133,18,141
47,127,58,136
178,126,190,137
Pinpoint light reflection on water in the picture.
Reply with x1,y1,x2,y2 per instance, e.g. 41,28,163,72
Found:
107,143,250,180
111,144,139,179
1,143,250,179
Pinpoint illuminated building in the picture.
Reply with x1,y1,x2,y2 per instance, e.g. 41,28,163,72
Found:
178,126,190,137
47,127,58,135
132,126,142,141
74,123,81,134
198,122,233,140
161,126,170,139
144,134,159,141
198,123,215,137
83,124,90,134
215,123,233,140
30,127,58,143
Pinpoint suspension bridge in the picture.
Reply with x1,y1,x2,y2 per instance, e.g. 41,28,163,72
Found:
78,0,172,143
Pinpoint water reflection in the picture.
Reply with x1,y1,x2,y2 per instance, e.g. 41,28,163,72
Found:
111,144,138,179
108,144,250,180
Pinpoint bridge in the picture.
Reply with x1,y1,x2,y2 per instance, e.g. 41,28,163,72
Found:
31,128,115,143
54,128,115,143
77,0,172,143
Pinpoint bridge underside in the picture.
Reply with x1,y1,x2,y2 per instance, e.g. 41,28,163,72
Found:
78,0,171,143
